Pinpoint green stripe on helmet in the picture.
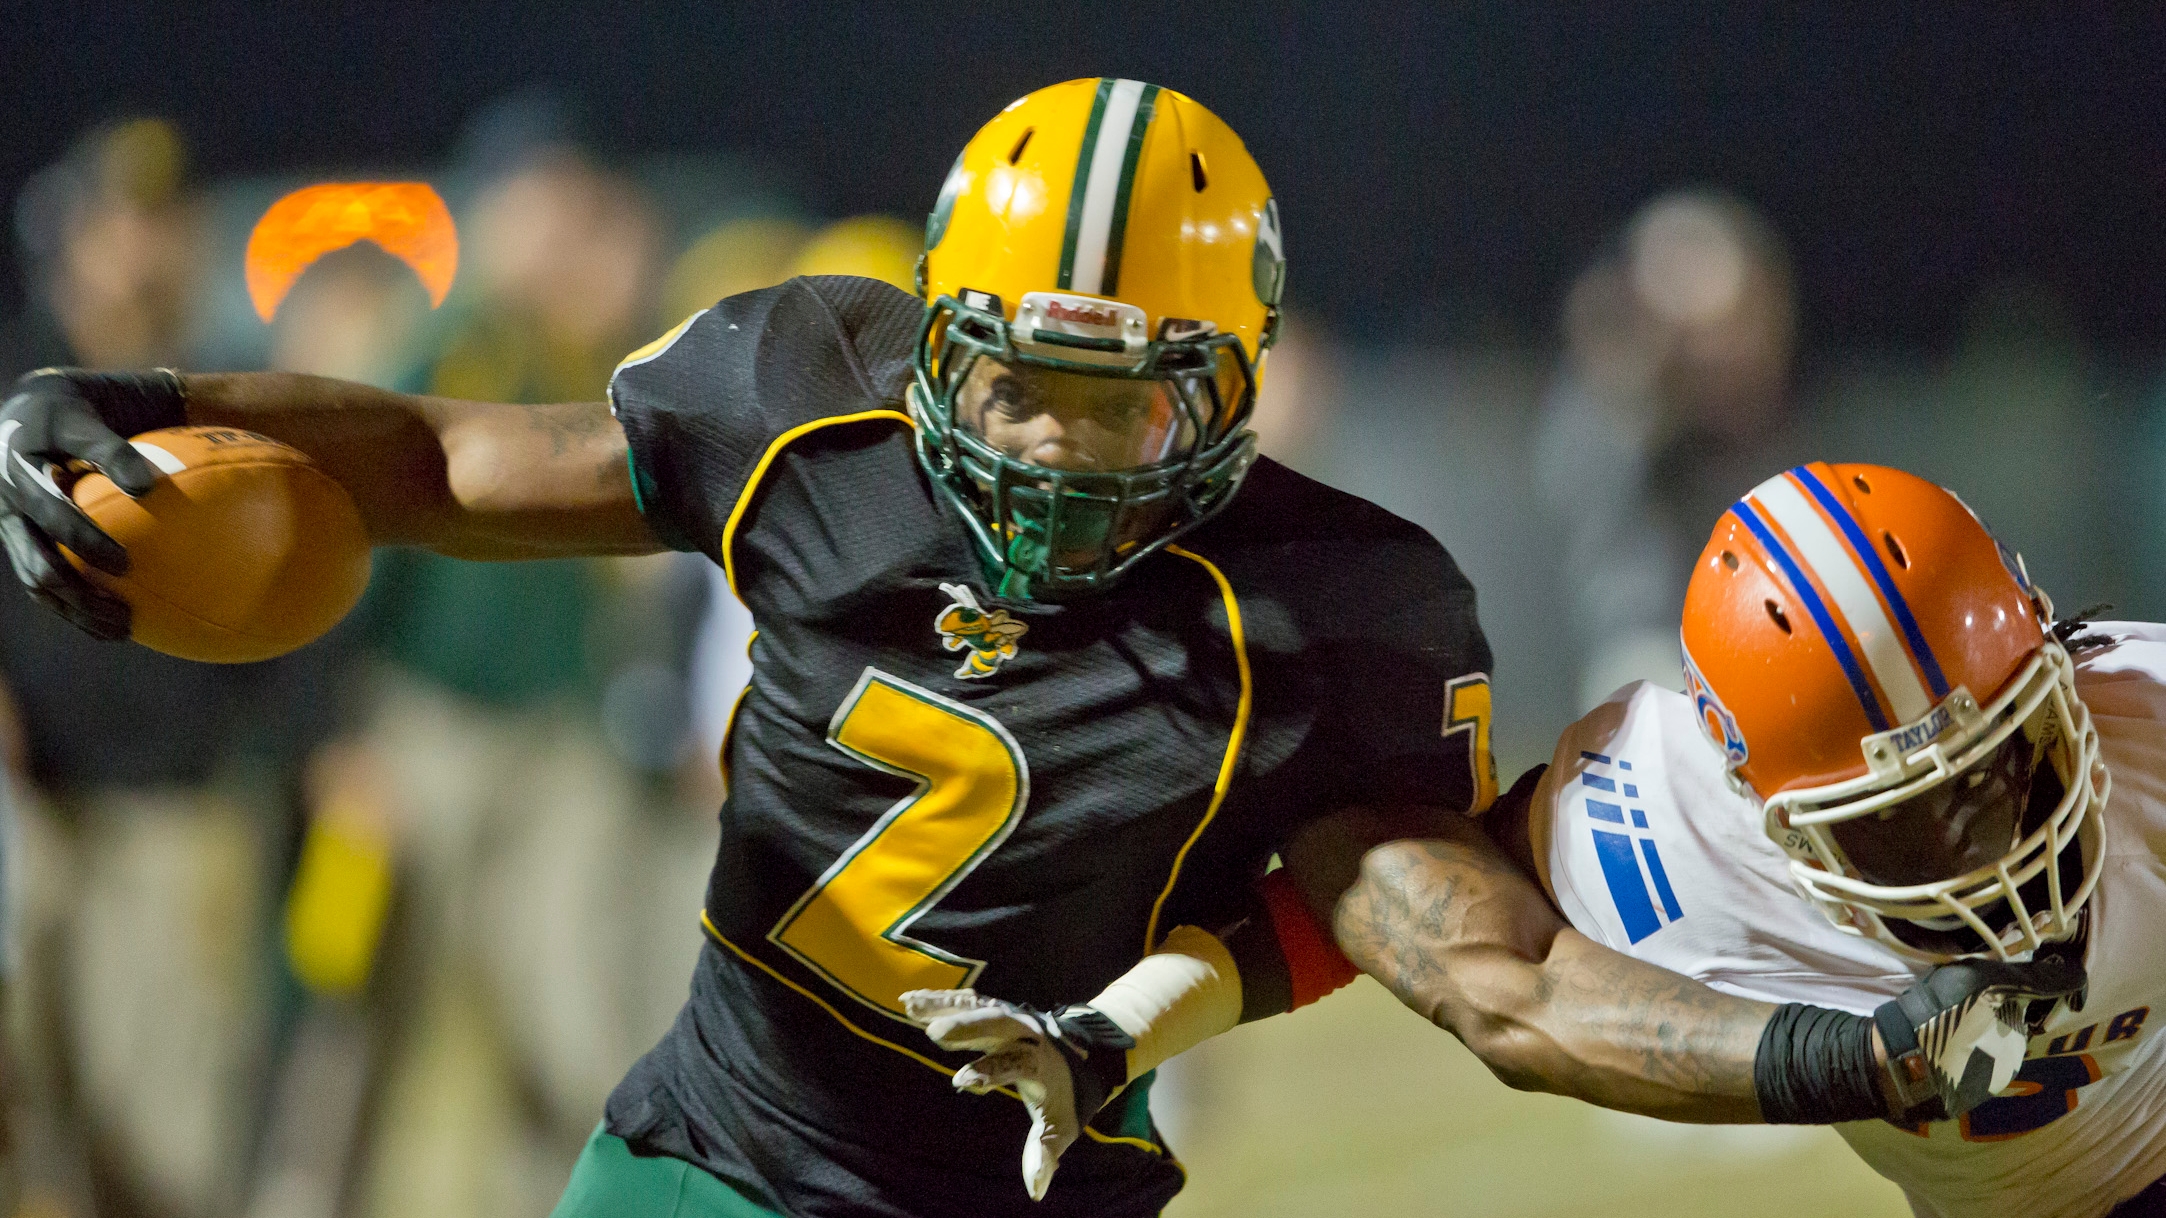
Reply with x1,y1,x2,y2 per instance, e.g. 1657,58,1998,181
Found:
1057,78,1115,291
1097,83,1160,298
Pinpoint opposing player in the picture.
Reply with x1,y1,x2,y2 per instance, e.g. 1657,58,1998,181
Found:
1520,463,2162,1215
0,83,2080,1216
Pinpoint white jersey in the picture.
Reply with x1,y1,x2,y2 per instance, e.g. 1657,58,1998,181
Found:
1533,623,2166,1218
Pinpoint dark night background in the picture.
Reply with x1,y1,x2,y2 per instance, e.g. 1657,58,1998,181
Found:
1,12,2163,1215
5,2,2164,352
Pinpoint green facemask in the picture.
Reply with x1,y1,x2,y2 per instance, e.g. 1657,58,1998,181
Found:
910,293,1261,600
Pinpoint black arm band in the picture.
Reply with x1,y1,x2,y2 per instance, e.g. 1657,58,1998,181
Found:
1752,1002,1885,1125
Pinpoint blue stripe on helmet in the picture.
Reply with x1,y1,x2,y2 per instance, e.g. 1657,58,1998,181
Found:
1732,500,1892,732
1789,466,1951,700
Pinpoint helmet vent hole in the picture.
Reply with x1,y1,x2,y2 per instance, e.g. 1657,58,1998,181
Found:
1007,128,1035,165
1883,531,1909,570
1765,599,1793,634
1721,550,1740,571
1189,151,1209,192
1853,473,1872,494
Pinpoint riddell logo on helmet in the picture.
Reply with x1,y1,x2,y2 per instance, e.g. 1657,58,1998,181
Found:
1016,292,1147,348
1045,300,1119,328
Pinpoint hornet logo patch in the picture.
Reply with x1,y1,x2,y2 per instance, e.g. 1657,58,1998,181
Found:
935,583,1027,680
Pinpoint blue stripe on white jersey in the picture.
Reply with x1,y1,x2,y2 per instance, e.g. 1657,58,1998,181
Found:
1580,751,1684,944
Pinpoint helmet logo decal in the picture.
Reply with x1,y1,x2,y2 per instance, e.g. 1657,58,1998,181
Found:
935,583,1028,679
1995,537,2034,593
1046,298,1121,327
1057,78,1161,298
1015,292,1148,355
1252,197,1285,307
1680,639,1749,768
925,151,967,252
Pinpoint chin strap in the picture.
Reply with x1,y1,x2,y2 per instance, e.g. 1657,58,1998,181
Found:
997,533,1035,600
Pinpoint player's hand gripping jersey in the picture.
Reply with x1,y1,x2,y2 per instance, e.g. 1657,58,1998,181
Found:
1532,630,2166,1218
604,275,1493,1218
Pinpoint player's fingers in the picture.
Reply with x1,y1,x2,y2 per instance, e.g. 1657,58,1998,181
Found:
1021,1096,1078,1202
0,462,128,576
1927,956,2085,1006
1991,954,2086,1000
953,1043,1042,1094
1022,1127,1056,1201
30,580,129,642
922,1006,1043,1052
70,426,160,498
1,516,128,640
901,988,987,1024
952,1065,1000,1095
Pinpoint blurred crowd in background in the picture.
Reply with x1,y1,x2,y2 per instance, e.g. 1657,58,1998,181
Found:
0,86,2159,1218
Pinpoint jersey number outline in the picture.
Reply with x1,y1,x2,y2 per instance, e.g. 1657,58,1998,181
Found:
1446,673,1498,813
768,667,1029,1023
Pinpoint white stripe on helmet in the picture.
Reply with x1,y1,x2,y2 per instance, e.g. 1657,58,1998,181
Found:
1068,79,1147,297
1749,471,1934,724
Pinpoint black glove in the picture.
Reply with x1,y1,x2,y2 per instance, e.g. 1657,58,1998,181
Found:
1756,951,2087,1125
0,368,187,640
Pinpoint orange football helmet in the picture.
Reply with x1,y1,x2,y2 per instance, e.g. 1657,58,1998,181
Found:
1679,462,2106,962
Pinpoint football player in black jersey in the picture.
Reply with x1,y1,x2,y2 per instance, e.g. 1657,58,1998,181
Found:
0,80,2080,1218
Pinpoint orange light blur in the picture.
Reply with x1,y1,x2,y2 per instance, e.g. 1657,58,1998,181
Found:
245,182,457,322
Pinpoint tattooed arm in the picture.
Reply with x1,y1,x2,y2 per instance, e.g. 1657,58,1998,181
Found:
177,373,658,559
1280,806,1771,1122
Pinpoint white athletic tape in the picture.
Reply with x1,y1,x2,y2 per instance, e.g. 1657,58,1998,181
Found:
1087,923,1243,1083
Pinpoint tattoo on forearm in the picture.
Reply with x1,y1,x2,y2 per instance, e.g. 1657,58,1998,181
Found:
596,445,628,490
523,403,608,456
1332,834,1763,1114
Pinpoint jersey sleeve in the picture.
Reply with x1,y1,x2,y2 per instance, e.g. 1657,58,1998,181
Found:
1320,520,1497,816
606,275,924,559
1533,683,1916,1013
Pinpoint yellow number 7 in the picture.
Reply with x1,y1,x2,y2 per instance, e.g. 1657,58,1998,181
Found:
1446,673,1497,814
769,668,1030,1022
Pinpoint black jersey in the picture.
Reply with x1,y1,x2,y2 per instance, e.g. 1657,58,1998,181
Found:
603,276,1494,1218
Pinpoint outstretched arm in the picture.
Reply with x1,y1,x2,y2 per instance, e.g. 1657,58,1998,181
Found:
2,368,661,635
1286,807,1767,1122
1276,788,2085,1127
178,372,657,559
906,797,2085,1202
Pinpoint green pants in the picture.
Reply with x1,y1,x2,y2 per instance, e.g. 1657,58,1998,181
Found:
552,1125,784,1218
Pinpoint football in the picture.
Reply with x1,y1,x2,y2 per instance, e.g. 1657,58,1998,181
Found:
65,425,371,663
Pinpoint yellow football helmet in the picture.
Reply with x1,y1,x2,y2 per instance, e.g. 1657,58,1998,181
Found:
913,78,1283,598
